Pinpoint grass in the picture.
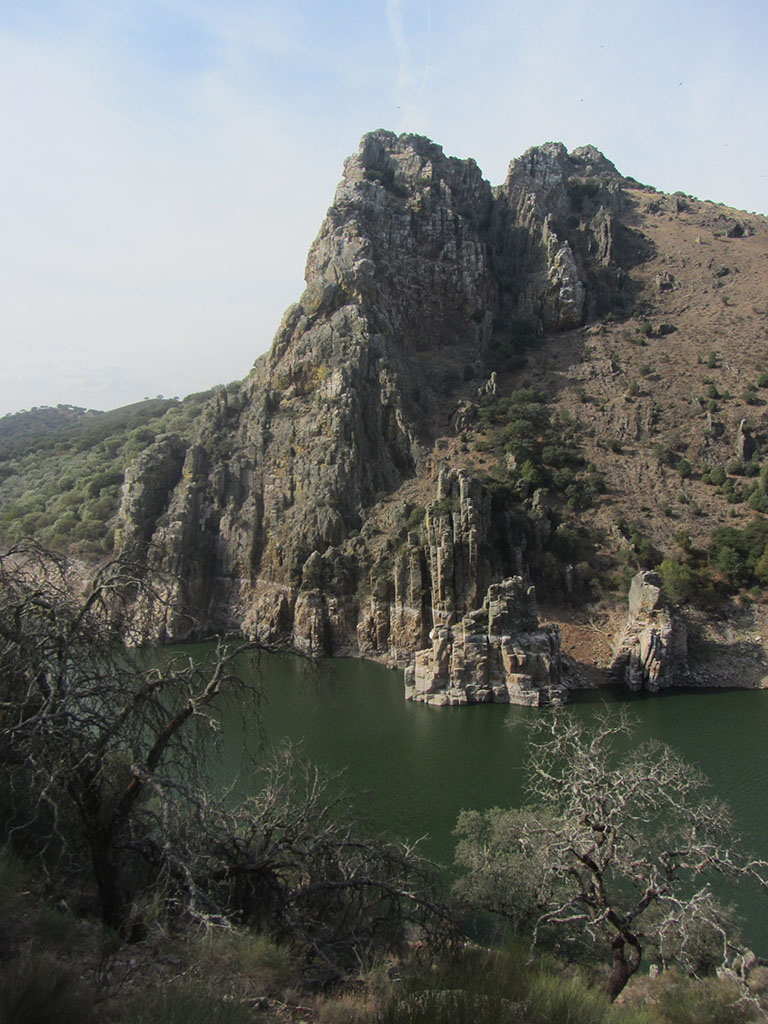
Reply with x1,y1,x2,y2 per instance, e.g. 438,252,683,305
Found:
0,955,96,1024
376,944,659,1024
122,983,256,1024
0,849,765,1024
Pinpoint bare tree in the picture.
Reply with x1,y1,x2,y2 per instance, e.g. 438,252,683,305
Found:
161,745,454,979
0,542,452,969
454,709,765,1001
0,542,265,936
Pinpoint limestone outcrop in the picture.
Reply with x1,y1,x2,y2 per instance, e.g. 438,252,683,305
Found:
114,130,636,659
609,571,688,692
404,577,564,706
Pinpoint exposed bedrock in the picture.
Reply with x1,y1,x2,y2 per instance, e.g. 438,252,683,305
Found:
115,130,636,666
609,571,689,692
404,576,565,707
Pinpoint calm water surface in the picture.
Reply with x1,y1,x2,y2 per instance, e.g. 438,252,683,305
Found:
211,649,768,953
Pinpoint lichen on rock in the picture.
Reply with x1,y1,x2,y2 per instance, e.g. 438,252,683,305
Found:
404,576,564,706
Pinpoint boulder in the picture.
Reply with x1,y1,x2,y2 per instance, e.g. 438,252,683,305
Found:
609,571,688,692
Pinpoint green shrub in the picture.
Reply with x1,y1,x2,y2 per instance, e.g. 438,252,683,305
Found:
430,497,458,518
657,558,696,605
706,466,727,487
123,983,255,1024
653,444,677,468
527,972,610,1024
405,506,426,532
748,490,768,513
708,519,768,589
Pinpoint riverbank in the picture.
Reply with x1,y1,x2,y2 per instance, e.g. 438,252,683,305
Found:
543,598,768,692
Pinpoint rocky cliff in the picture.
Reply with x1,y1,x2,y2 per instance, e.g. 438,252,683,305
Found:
115,129,768,695
117,133,622,648
405,575,564,706
609,571,688,691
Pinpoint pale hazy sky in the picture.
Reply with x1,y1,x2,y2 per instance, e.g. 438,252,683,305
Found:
1,0,766,416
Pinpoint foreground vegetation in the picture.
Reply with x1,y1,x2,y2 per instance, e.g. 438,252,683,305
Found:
2,863,767,1024
2,544,768,1021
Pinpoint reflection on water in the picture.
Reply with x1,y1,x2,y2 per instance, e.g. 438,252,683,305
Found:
211,647,768,954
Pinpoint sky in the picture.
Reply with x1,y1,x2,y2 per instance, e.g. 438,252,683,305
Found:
1,0,766,416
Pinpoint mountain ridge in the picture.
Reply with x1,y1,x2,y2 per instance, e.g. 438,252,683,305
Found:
3,129,768,694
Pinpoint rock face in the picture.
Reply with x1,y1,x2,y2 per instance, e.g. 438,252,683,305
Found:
609,572,688,692
116,130,636,662
404,577,564,706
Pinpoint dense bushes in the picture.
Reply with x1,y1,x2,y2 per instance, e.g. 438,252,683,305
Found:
636,516,768,606
707,518,768,589
0,391,213,554
475,389,605,512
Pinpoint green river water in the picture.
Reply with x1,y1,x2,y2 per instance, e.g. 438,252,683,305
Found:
211,650,768,954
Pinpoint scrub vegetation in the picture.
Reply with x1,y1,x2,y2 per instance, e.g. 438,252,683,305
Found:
0,392,212,555
2,545,768,1022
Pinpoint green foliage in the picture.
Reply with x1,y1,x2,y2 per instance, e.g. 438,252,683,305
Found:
430,496,459,518
707,518,768,589
526,972,612,1024
653,444,678,468
655,973,760,1024
379,944,630,1024
0,391,212,554
706,350,720,369
656,558,696,605
488,317,540,373
475,389,601,512
747,489,768,513
618,523,661,569
757,372,768,388
741,385,760,406
405,505,426,532
475,387,550,462
123,983,255,1024
704,465,727,487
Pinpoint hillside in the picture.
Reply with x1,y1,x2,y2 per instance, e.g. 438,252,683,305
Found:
0,393,214,553
3,130,768,690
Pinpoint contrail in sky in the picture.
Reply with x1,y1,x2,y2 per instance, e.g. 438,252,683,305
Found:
413,0,432,108
386,0,432,111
